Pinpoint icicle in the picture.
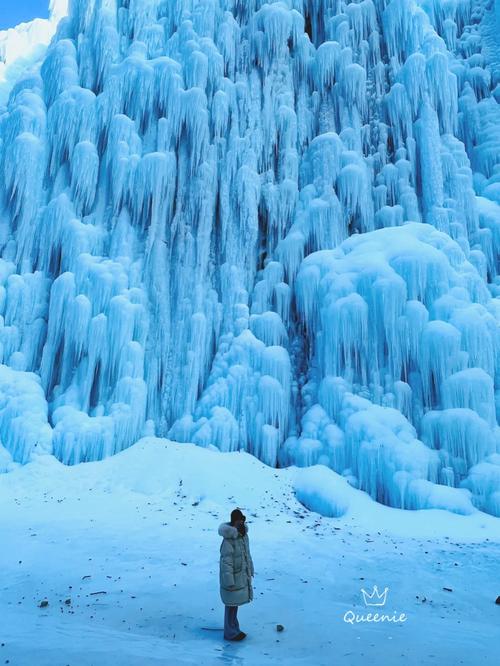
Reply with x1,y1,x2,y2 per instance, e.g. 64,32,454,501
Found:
420,321,463,407
273,282,291,327
47,86,97,179
426,52,458,134
200,406,239,452
41,39,79,108
261,345,291,401
382,0,425,64
341,63,366,118
337,156,373,232
318,375,350,421
0,364,53,463
421,408,496,472
442,368,496,426
414,103,445,214
258,374,287,431
250,311,288,346
384,83,412,147
254,2,293,64
71,141,99,216
4,132,45,257
131,151,177,249
315,41,341,89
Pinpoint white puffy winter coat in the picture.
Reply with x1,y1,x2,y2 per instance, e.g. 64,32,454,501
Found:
218,522,254,606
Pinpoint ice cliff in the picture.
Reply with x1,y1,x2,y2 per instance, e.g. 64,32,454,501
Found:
1,0,500,516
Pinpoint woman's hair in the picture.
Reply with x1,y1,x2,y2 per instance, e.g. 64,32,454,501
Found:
230,508,246,524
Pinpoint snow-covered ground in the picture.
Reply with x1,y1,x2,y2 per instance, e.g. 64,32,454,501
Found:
1,438,499,666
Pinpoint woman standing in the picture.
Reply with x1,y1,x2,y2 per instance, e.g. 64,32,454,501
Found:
218,508,254,641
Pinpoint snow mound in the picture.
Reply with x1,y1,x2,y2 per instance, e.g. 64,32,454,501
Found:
294,465,351,517
3,436,500,540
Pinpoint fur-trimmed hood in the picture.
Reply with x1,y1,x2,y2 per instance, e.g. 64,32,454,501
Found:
218,521,249,539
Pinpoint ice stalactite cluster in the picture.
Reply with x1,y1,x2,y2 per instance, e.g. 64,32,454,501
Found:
291,222,499,513
0,0,499,516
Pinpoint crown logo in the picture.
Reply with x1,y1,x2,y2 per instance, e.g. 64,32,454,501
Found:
361,585,389,607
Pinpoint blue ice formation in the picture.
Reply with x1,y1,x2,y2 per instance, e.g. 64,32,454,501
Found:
0,0,499,515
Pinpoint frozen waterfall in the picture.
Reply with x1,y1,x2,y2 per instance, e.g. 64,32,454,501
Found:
0,0,500,516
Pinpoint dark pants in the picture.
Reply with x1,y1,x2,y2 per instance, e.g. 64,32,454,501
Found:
224,605,240,639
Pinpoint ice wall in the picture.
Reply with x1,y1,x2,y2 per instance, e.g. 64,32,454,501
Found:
0,0,499,515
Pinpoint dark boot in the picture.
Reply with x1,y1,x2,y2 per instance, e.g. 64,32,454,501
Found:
230,631,246,641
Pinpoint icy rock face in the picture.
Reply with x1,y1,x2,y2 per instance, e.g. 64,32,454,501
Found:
0,0,499,516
